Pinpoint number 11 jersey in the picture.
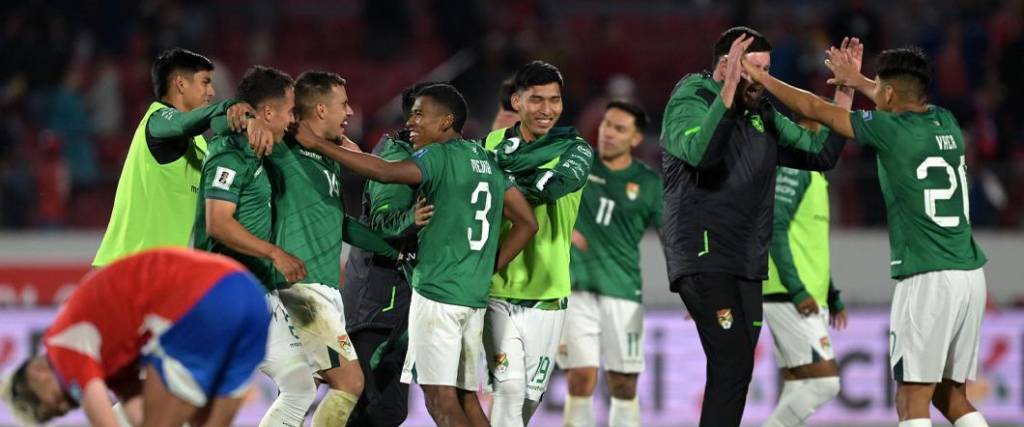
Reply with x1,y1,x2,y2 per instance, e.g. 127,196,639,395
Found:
850,106,986,279
410,139,510,308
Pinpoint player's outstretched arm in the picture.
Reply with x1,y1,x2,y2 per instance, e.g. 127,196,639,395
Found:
825,39,878,104
309,139,422,185
81,379,119,427
830,37,863,110
496,186,538,271
205,199,307,283
742,59,856,139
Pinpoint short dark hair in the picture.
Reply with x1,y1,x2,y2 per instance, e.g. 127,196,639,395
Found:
877,47,931,99
151,48,214,99
512,61,564,93
498,77,516,111
2,359,47,423
237,66,294,108
416,83,469,132
713,26,772,65
606,100,649,133
294,70,346,120
402,81,443,118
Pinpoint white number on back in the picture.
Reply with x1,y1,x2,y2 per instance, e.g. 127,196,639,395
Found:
916,155,970,228
467,182,492,251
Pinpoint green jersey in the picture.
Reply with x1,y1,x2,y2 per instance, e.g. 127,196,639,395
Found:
94,100,235,266
571,159,662,302
484,125,594,304
764,168,831,305
849,106,987,278
410,139,509,308
192,129,275,289
266,135,347,287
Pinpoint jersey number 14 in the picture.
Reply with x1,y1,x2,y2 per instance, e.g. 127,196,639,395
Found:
917,155,970,228
468,182,492,250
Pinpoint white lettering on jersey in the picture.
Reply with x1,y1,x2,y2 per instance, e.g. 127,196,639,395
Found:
470,159,493,175
324,170,340,197
935,135,957,151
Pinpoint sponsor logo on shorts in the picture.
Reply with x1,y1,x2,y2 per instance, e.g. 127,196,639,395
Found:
494,352,509,374
820,336,831,351
716,309,733,330
558,344,568,357
337,335,353,355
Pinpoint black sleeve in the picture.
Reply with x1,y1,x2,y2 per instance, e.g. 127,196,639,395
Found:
777,130,847,171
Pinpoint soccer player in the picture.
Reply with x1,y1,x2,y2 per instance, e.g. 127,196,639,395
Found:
0,248,269,427
742,44,990,427
93,48,272,267
659,27,847,427
763,165,847,426
260,70,401,426
558,100,662,427
191,65,311,427
492,77,519,131
298,83,538,427
343,81,438,427
482,60,594,427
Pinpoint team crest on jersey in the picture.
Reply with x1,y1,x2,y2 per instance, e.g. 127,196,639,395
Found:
716,309,733,330
494,352,510,374
750,114,765,133
213,167,236,190
820,336,831,351
626,182,640,200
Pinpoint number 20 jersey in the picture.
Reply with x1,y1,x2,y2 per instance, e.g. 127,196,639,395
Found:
410,139,510,308
849,106,986,279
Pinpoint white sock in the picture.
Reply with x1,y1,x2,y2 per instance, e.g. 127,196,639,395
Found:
608,396,639,427
259,364,318,427
954,412,988,427
764,377,839,427
899,419,932,427
563,395,594,427
112,402,134,427
490,391,526,427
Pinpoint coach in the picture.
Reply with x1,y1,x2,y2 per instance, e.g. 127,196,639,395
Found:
659,27,847,427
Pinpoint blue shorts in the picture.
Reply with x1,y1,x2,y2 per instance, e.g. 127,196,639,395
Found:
143,271,270,406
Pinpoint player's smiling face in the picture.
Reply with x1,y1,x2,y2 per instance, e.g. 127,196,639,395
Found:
322,84,354,141
512,82,563,141
180,70,215,111
739,52,770,108
406,96,452,147
598,107,641,160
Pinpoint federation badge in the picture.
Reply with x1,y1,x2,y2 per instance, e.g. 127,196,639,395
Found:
820,336,832,352
716,309,733,330
558,344,568,357
494,352,510,374
626,182,640,200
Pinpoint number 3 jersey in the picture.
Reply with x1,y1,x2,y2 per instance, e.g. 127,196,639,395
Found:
571,160,663,302
410,139,510,308
849,106,986,278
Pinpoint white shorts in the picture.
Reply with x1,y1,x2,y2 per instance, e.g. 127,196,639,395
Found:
764,302,834,368
890,268,986,384
484,298,566,401
557,291,644,374
400,290,485,391
279,283,358,377
259,292,313,379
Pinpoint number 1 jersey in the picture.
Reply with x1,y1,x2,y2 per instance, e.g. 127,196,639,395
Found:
410,139,510,308
850,106,986,278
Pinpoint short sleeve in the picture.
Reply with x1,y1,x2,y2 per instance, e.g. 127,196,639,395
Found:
45,328,104,402
410,145,446,188
202,149,250,203
849,110,895,150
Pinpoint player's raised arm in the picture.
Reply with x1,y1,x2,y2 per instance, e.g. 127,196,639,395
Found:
496,185,539,271
742,57,856,140
661,35,753,169
304,134,423,185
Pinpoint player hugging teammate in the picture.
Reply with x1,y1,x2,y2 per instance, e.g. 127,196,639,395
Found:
0,27,993,427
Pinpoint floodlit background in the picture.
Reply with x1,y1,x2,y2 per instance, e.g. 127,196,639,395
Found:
1,0,1022,425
